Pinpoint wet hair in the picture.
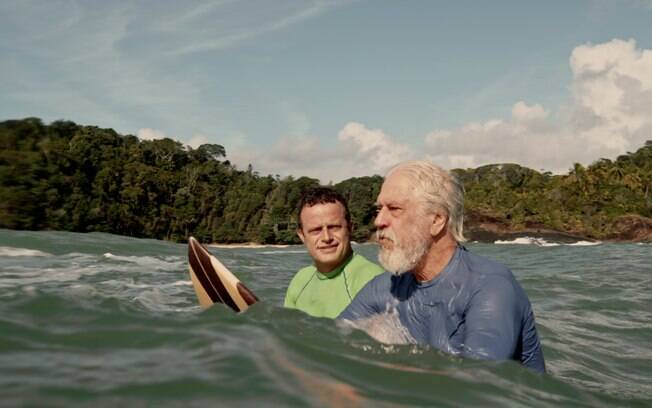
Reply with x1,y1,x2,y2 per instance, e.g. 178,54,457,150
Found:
297,187,351,230
386,161,466,242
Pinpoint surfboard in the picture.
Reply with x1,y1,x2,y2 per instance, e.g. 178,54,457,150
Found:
187,236,259,312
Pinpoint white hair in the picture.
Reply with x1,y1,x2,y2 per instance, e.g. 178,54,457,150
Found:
386,161,466,243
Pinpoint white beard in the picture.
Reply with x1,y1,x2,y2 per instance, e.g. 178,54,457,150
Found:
377,226,431,275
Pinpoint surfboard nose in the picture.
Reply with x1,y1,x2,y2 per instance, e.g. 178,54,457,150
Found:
187,236,259,312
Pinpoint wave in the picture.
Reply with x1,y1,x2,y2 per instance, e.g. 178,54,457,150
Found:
493,237,560,247
567,240,602,246
102,253,183,268
117,280,193,289
339,305,415,345
0,246,52,257
493,237,603,247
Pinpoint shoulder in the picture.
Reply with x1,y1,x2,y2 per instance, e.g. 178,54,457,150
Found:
285,264,317,306
459,248,512,277
348,253,385,277
345,254,384,295
457,248,529,310
359,271,394,292
338,271,395,319
455,248,517,288
287,264,317,290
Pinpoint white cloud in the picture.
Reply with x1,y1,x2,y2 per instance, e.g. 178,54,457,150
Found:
421,38,652,173
139,38,652,180
228,135,339,180
187,134,209,149
511,101,548,122
569,39,652,151
137,128,210,150
228,122,413,183
137,128,168,140
229,39,652,180
338,122,412,172
423,108,574,172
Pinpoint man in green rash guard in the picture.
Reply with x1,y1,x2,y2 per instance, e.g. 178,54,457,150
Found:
284,187,384,318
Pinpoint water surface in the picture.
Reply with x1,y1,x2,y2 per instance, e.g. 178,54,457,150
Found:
0,229,650,406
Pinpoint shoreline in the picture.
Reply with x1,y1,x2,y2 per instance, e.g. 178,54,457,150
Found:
207,242,292,249
205,225,650,247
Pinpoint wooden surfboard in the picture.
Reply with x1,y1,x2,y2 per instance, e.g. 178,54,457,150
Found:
187,236,259,312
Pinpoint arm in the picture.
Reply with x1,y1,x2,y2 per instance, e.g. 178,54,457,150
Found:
337,275,384,321
462,276,521,361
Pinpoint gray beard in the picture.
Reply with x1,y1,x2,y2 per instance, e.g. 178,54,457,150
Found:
378,229,431,275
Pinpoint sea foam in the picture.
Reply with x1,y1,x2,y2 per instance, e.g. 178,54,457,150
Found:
340,306,415,345
567,240,602,246
102,253,184,270
0,246,52,257
494,237,602,246
494,237,560,246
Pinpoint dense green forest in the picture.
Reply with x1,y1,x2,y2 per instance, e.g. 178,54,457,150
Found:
1,118,650,243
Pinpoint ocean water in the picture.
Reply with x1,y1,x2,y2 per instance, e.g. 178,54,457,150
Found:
0,229,650,407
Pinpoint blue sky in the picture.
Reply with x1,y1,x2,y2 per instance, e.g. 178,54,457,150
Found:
2,0,652,182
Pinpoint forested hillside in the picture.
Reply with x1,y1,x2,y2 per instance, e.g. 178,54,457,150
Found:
1,118,650,242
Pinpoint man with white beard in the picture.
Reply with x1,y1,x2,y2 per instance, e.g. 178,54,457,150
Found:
338,161,546,373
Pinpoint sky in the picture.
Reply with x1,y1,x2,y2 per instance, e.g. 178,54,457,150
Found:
2,0,652,183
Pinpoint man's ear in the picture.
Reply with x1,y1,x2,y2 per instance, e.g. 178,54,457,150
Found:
430,213,447,237
297,228,306,244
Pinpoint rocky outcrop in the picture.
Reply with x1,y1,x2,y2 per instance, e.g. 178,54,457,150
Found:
463,209,652,243
604,215,652,242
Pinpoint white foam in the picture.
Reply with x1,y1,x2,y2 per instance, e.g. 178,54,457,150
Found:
494,237,536,245
169,280,193,286
567,240,602,246
0,266,101,287
63,252,97,259
0,246,51,257
102,253,183,269
494,237,559,247
119,280,193,289
494,237,604,247
340,306,415,345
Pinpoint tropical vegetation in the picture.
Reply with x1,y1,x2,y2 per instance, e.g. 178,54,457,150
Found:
1,118,650,243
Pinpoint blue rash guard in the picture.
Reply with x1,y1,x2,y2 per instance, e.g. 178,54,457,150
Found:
338,246,546,373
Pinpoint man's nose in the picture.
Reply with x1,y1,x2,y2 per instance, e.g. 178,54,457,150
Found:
320,227,332,241
374,207,387,229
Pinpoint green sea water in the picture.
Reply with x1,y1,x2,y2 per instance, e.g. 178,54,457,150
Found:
0,229,650,407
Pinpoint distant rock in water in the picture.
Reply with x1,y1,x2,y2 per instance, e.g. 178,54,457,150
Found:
464,209,592,243
605,215,652,242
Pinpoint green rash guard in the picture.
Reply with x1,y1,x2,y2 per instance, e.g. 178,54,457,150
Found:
284,253,384,318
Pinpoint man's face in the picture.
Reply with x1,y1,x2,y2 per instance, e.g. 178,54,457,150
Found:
297,202,352,273
374,171,432,274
